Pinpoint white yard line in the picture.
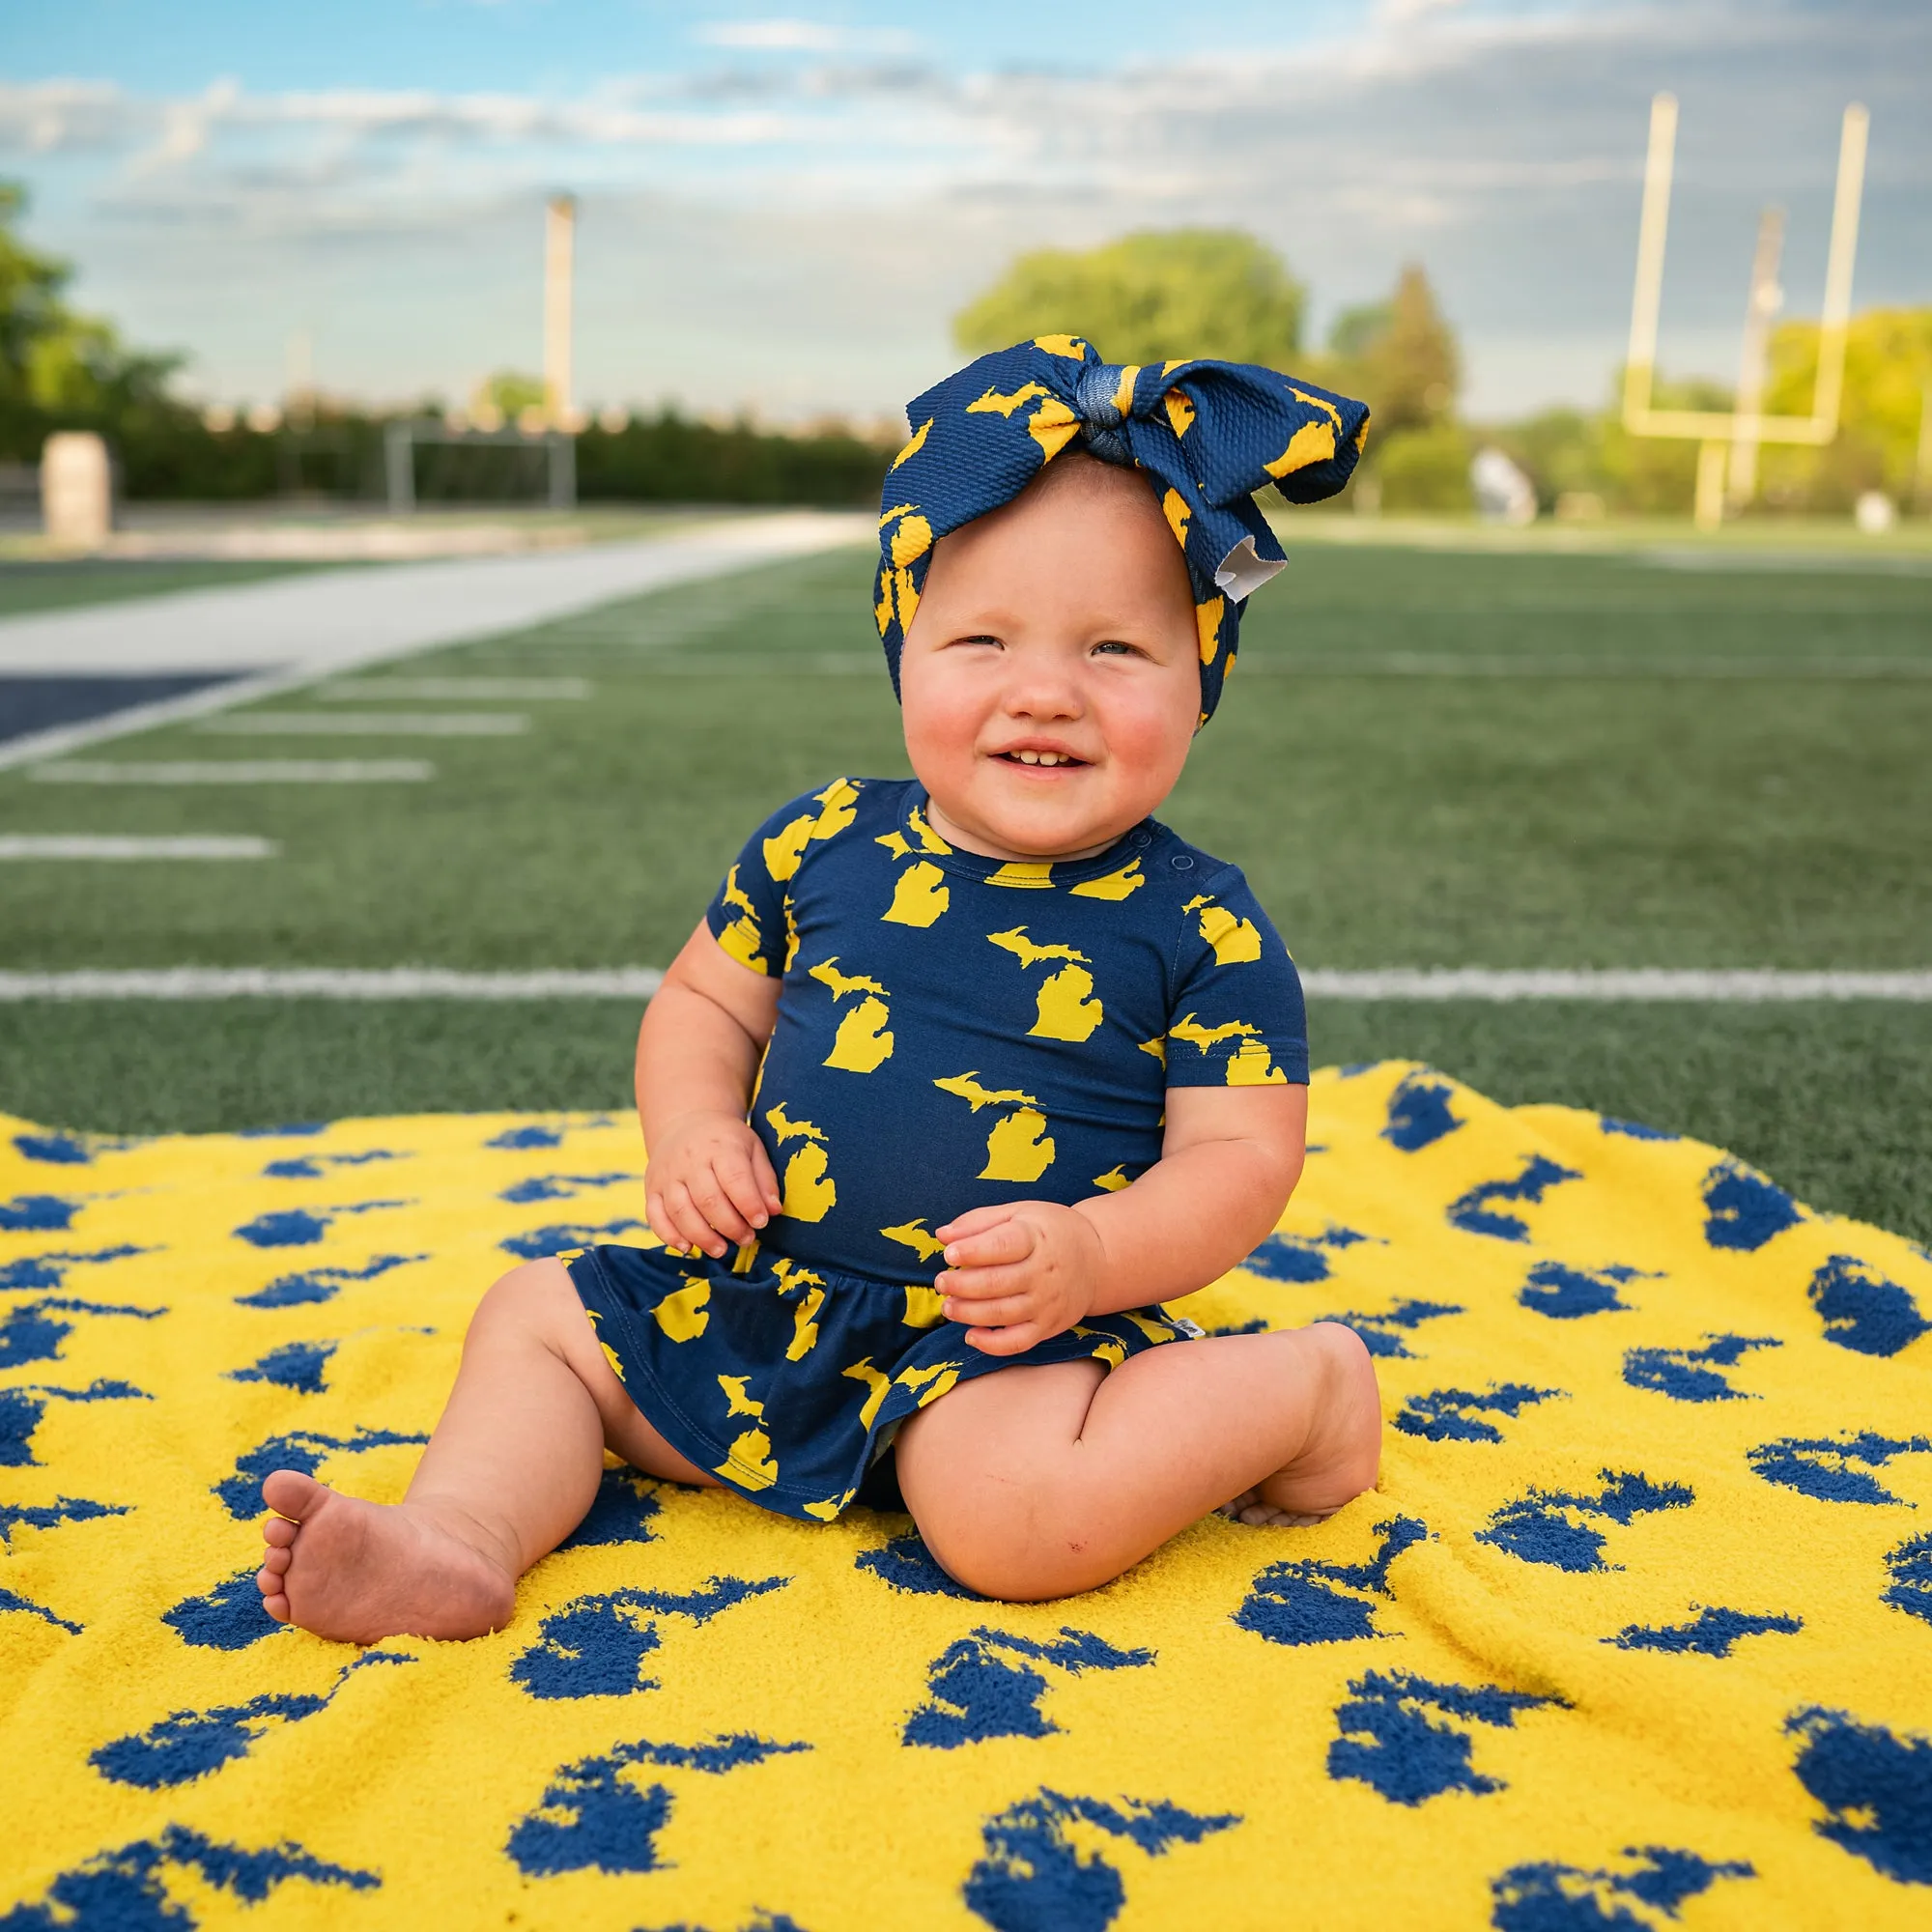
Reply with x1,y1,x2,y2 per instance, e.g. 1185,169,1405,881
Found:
0,966,1925,1003
0,967,666,999
0,836,276,860
29,760,436,784
197,712,528,736
0,511,870,772
316,677,590,700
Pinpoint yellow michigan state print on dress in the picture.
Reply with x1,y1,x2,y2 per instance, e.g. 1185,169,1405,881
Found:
562,777,1308,1522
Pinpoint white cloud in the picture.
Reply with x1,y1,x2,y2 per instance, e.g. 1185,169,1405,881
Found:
693,17,921,54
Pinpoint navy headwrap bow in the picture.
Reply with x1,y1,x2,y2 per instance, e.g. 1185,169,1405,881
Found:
875,334,1370,724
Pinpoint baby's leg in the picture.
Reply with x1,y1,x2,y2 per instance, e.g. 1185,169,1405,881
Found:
255,1258,717,1643
894,1321,1379,1602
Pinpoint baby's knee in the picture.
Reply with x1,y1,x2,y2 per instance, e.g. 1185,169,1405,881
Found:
467,1257,582,1350
915,1488,1113,1604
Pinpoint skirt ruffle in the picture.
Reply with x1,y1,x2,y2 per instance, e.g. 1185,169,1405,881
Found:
561,1241,1192,1522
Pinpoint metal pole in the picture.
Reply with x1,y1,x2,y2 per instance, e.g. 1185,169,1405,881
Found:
544,194,576,431
1727,206,1785,512
384,420,415,514
1808,103,1868,438
1623,92,1677,430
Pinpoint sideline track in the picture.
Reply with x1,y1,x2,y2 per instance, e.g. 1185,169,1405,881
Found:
0,968,1926,1001
0,511,871,771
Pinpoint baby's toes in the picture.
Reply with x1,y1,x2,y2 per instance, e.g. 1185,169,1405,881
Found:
262,1514,298,1548
260,1544,292,1576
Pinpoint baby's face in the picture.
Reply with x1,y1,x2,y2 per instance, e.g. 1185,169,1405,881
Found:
897,460,1203,863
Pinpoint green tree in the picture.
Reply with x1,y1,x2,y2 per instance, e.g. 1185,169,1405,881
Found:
1328,264,1459,435
1758,307,1932,510
0,183,178,428
953,230,1306,367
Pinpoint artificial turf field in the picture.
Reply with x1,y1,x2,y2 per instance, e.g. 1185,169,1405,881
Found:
2,535,1928,1239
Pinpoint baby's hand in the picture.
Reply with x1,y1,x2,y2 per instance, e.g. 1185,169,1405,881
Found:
934,1203,1102,1355
644,1110,781,1261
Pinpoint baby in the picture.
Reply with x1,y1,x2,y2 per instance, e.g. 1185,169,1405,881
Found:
256,339,1383,1641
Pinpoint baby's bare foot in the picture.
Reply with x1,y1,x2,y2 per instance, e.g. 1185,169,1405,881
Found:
256,1469,516,1644
1241,1321,1382,1525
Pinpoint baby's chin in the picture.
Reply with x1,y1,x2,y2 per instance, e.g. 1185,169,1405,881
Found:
941,767,1147,863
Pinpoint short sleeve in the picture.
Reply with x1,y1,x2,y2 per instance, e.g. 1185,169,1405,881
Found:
704,778,862,976
1162,866,1309,1087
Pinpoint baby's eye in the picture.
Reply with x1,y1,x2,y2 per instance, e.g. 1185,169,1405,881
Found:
1091,639,1143,659
952,634,1003,650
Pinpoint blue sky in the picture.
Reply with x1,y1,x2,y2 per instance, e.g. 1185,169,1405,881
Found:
4,1,1928,423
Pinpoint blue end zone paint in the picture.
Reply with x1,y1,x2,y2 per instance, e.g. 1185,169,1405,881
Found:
1476,1469,1694,1573
1491,1847,1754,1930
856,1531,982,1598
232,1201,410,1248
1885,1532,1932,1628
1381,1073,1462,1151
0,1293,160,1367
499,1217,651,1260
963,1789,1239,1932
904,1627,1155,1749
510,1577,789,1700
261,1150,403,1179
0,1247,150,1293
235,1252,423,1308
12,1131,94,1165
0,1825,378,1926
162,1571,282,1650
1519,1262,1652,1320
1786,1706,1932,1887
1394,1384,1560,1443
1701,1160,1801,1251
1327,1669,1561,1805
91,1654,410,1789
558,1466,662,1548
1600,1116,1678,1141
1234,1517,1428,1646
0,1585,83,1634
1605,1606,1803,1657
500,1172,636,1204
227,1341,337,1395
0,1494,128,1548
1240,1224,1371,1285
1314,1297,1463,1359
1747,1431,1932,1505
506,1734,810,1877
1807,1255,1931,1358
1448,1156,1581,1241
0,1194,80,1231
0,1378,148,1465
211,1427,430,1520
489,1123,565,1150
1622,1333,1779,1402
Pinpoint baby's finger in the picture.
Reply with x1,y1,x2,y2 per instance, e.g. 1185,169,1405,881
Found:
964,1321,1045,1356
941,1220,1035,1269
747,1139,783,1215
933,1203,1018,1242
936,1262,1032,1302
713,1150,773,1233
944,1290,1034,1330
660,1180,728,1259
687,1167,756,1246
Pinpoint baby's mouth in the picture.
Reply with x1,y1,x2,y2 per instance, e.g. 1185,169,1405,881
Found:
996,750,1089,769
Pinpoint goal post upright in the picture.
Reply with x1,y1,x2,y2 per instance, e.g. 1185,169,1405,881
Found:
1619,93,1870,525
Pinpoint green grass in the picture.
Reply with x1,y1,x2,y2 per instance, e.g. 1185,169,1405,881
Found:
0,558,333,617
2,540,1928,1238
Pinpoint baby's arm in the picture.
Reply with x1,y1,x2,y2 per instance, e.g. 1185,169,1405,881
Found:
636,921,782,1260
934,1085,1306,1354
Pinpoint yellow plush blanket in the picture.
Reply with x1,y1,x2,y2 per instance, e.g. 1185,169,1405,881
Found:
2,1063,1928,1930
